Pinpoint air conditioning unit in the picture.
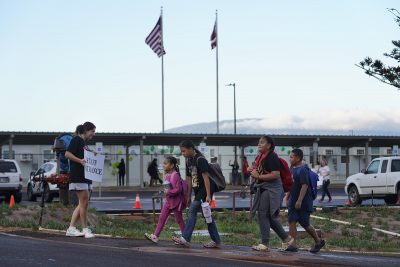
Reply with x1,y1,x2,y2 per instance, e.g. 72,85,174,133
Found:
356,149,365,156
350,148,365,156
19,153,33,162
321,149,334,156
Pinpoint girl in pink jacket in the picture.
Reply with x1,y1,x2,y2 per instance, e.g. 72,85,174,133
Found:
145,156,186,243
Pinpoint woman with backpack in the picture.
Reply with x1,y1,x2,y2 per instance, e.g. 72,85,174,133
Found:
249,135,294,252
172,140,221,248
145,156,186,244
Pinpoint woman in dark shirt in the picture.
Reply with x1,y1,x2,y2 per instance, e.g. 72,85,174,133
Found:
249,136,294,251
65,122,96,238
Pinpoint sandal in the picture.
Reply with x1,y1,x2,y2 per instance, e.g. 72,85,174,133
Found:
172,236,190,247
284,245,299,252
144,233,159,244
281,237,295,250
252,244,270,252
203,241,221,249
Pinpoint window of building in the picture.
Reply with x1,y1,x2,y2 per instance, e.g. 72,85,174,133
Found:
210,149,215,157
43,150,54,161
2,150,15,159
371,147,380,155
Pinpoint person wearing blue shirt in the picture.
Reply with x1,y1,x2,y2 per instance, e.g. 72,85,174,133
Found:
284,148,325,253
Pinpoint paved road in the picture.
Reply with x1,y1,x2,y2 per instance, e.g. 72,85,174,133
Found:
1,230,399,267
0,231,283,267
89,188,385,213
8,187,386,213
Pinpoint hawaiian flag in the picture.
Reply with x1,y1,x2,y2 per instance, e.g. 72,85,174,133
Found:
210,20,217,50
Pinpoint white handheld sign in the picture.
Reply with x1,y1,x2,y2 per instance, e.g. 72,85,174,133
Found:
84,150,105,182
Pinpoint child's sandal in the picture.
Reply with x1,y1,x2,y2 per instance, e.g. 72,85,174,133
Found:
203,241,220,249
172,236,190,247
251,244,270,252
144,233,158,244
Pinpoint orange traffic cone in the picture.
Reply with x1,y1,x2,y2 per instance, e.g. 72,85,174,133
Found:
345,198,351,206
9,195,15,208
134,194,142,209
211,194,217,208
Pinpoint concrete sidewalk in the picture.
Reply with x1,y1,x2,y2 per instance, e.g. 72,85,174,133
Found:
1,228,399,267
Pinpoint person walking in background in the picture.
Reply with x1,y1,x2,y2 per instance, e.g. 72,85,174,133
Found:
318,159,332,202
285,148,325,253
147,159,163,186
173,140,221,248
65,122,96,238
118,158,126,187
145,156,186,244
249,136,293,252
229,159,240,185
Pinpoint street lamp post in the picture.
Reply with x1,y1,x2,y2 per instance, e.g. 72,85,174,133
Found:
226,83,237,135
226,83,238,184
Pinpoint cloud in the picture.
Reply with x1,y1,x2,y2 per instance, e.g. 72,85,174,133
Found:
218,108,400,134
168,108,400,135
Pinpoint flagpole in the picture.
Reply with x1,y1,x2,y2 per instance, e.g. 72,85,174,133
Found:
161,7,165,133
216,10,219,134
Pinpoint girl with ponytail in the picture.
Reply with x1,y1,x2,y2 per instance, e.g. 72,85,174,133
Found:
65,121,96,238
173,140,221,248
145,156,186,244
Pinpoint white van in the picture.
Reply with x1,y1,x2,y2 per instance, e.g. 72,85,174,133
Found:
345,156,400,205
0,160,23,203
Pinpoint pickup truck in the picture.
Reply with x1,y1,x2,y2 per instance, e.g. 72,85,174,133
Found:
345,156,400,205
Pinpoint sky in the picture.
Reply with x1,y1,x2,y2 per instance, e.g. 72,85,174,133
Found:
1,0,400,134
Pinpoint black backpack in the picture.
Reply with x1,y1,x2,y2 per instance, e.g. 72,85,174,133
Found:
196,157,226,192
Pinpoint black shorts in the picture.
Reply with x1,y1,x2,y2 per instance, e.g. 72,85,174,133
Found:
288,209,311,228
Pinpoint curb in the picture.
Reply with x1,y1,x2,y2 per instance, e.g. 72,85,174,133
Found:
4,226,400,258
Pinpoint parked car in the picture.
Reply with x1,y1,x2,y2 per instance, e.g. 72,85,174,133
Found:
345,156,400,205
27,161,59,202
0,159,23,203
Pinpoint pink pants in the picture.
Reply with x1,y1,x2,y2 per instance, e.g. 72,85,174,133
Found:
154,203,185,237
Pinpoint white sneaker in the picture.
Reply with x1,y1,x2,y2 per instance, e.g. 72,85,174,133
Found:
66,227,84,237
144,233,159,244
82,228,95,238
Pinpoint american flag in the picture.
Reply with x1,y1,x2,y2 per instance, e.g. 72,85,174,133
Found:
210,20,217,49
145,16,165,57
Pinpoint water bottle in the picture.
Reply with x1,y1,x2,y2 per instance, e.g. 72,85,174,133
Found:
201,201,213,224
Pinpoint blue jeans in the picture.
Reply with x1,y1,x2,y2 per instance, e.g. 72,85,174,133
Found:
182,200,221,244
